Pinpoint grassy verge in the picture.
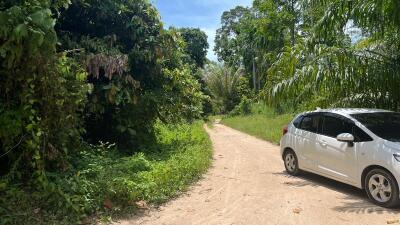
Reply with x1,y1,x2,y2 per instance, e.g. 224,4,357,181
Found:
0,122,212,225
221,106,294,144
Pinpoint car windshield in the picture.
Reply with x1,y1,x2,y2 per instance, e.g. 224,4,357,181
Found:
351,112,400,142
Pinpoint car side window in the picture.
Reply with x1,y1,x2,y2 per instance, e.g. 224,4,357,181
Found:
299,114,320,133
293,115,303,128
321,114,373,142
321,115,353,138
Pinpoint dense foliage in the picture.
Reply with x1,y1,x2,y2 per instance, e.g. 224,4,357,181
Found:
1,122,211,224
55,0,207,150
0,0,212,224
213,0,400,113
202,63,251,114
0,0,89,180
3,0,400,223
267,0,400,111
179,28,209,68
0,0,208,173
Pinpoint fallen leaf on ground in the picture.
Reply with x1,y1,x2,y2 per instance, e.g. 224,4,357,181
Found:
135,200,149,209
80,217,93,225
387,219,399,224
292,207,302,214
103,198,113,209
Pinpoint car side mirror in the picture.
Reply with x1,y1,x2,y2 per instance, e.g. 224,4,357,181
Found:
337,133,355,147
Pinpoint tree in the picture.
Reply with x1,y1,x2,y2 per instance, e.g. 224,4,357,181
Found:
213,0,400,112
179,28,209,68
203,63,249,113
56,0,162,149
55,0,206,150
0,0,89,178
177,28,212,116
214,1,303,93
265,0,400,111
214,6,251,69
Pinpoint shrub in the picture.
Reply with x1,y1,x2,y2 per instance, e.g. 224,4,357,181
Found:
229,97,252,116
0,1,89,179
0,122,212,225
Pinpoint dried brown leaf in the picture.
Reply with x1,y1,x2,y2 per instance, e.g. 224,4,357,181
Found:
135,200,149,209
292,207,302,214
103,198,113,209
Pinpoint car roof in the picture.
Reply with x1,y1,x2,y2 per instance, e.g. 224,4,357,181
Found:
305,108,392,117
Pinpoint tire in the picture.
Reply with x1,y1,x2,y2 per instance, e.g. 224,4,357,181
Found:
365,168,400,208
283,150,300,176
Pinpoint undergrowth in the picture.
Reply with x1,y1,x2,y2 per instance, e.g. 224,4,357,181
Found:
0,122,212,225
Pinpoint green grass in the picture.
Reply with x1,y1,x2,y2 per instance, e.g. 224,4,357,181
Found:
0,122,212,225
222,112,294,144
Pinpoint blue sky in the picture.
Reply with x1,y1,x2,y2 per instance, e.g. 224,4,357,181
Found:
152,0,253,61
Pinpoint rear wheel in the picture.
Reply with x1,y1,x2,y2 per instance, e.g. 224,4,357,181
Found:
365,169,400,208
284,150,300,176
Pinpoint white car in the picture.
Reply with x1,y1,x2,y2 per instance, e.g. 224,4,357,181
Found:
280,108,400,207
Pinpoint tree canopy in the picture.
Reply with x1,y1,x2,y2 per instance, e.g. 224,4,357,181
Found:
179,28,209,68
0,0,209,184
213,0,400,112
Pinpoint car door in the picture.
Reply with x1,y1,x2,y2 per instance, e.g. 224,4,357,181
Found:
295,113,322,170
316,113,358,182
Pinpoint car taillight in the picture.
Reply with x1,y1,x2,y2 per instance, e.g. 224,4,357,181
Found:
283,125,288,135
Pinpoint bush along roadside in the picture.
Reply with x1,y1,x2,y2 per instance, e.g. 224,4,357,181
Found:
0,122,212,225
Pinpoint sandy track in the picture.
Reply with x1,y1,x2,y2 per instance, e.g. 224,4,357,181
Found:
117,124,400,225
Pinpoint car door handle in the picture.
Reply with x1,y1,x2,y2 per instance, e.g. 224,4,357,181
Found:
318,140,327,147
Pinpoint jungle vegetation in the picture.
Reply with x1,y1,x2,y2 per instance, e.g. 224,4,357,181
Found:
208,0,400,153
2,0,400,224
0,0,211,224
210,0,400,115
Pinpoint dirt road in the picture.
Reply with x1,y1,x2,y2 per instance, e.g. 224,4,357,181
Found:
118,124,400,225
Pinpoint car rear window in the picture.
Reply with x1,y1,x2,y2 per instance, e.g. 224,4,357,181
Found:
293,115,303,128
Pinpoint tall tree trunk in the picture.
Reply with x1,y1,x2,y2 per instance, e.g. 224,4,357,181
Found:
253,57,256,92
290,0,295,46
